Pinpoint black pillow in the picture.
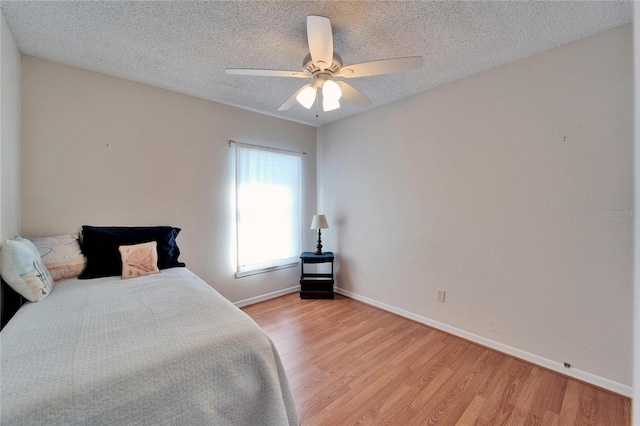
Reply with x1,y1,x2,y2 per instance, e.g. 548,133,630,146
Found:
79,226,185,279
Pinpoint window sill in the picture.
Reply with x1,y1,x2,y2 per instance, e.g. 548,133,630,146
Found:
235,262,298,278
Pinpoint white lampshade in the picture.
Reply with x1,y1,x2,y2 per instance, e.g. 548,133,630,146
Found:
322,80,342,100
296,85,317,109
310,214,329,229
323,97,340,112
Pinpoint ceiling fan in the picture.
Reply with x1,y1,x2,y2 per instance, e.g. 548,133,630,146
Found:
225,16,424,114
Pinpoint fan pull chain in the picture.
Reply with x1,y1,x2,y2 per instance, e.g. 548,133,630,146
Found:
315,91,319,118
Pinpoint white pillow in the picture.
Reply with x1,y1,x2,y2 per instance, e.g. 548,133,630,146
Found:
1,238,55,302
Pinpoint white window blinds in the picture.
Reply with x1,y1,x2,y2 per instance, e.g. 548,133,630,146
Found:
235,143,302,277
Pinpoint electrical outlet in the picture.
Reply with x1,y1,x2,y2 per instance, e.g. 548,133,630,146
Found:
437,290,446,303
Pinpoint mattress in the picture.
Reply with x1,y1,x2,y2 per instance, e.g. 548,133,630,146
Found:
0,268,299,425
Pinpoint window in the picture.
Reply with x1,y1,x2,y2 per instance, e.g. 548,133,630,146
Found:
235,143,302,277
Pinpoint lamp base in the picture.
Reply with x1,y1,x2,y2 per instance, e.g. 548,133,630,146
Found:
315,229,323,255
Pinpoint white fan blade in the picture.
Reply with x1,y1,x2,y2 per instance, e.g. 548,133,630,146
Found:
278,84,313,111
337,81,371,108
307,16,333,70
335,56,423,78
226,68,309,78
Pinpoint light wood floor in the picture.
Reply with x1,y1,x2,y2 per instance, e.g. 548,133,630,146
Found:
242,293,631,426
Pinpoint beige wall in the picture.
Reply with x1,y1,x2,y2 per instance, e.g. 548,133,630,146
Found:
318,25,633,392
1,11,21,243
21,56,317,303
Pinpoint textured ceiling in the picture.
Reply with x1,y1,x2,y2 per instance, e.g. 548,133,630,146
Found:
0,1,632,127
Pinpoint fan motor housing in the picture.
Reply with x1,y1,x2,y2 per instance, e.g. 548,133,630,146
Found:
303,52,342,75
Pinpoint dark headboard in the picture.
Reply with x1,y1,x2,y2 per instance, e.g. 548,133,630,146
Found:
1,279,25,330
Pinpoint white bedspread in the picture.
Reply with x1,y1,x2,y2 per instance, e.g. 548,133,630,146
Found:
0,269,299,425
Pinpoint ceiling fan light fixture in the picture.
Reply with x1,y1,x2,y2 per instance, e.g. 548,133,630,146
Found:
322,79,342,101
227,15,422,115
296,85,317,109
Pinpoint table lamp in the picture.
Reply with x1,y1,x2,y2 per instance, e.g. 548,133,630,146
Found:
310,215,329,255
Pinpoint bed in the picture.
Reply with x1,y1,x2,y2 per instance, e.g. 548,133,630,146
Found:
0,268,299,425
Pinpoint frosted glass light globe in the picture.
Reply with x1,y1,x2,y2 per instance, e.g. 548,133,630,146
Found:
322,80,342,101
296,85,317,109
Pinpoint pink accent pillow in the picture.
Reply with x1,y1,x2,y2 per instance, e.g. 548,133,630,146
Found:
118,241,160,280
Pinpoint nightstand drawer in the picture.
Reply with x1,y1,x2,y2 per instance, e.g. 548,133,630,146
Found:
300,281,334,292
300,291,334,299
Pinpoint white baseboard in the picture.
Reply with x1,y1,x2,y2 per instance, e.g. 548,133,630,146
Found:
335,287,632,398
234,285,300,308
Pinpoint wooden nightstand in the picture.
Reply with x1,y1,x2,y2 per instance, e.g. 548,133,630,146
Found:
299,252,334,299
